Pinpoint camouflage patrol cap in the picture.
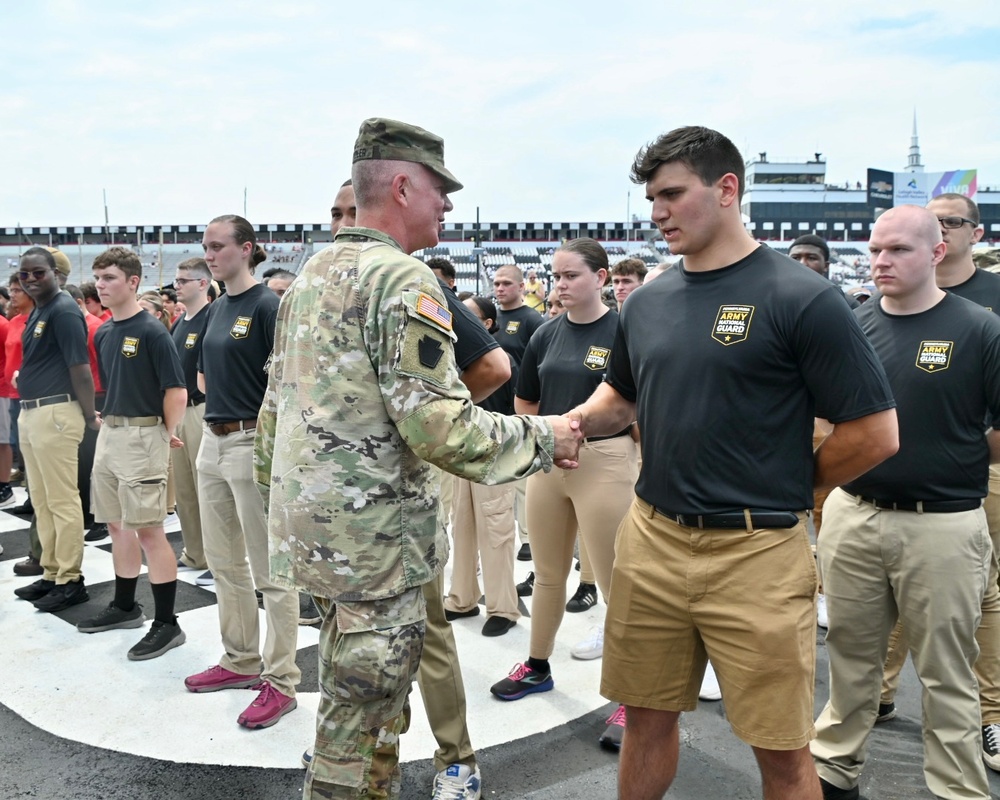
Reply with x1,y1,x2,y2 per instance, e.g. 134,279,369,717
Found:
974,247,1000,273
353,117,463,193
45,247,72,277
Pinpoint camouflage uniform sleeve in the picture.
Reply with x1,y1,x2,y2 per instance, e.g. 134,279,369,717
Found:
363,257,555,484
253,298,286,506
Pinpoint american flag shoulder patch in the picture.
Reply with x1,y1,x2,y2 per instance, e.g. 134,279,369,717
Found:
415,293,453,331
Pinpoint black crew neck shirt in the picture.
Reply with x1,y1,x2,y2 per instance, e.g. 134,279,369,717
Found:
95,311,185,417
844,293,1000,502
495,305,543,365
19,291,90,400
606,246,895,514
171,306,210,403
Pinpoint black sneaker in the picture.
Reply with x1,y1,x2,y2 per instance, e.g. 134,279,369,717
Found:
517,543,532,561
9,500,34,517
32,579,89,612
298,593,321,625
566,582,597,613
128,620,186,661
77,602,146,633
516,571,535,597
490,662,554,701
0,485,14,507
875,701,896,723
983,723,1000,772
84,523,109,542
819,777,860,800
14,578,55,601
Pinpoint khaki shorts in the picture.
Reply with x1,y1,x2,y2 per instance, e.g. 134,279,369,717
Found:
601,497,818,750
91,420,169,529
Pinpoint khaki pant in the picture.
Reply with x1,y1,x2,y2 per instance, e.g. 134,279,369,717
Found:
812,489,990,799
527,435,638,659
417,572,476,772
515,479,529,544
445,479,518,620
20,402,85,583
172,403,207,568
602,499,817,749
880,473,1000,725
197,426,300,696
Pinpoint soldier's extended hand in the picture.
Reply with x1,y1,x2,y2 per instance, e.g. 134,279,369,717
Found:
548,414,583,469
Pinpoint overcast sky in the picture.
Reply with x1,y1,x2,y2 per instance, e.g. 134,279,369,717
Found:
2,0,997,228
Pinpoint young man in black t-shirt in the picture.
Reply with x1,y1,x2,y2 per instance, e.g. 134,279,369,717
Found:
569,126,898,800
170,257,212,574
11,247,98,613
78,247,188,661
811,205,998,800
877,194,1000,771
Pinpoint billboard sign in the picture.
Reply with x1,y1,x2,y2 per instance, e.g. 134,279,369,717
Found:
891,169,977,207
867,169,894,206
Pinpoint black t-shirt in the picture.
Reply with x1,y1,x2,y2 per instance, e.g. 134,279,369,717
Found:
19,291,90,401
439,279,498,371
844,293,1000,502
199,284,279,422
495,304,543,365
517,310,626,426
607,246,895,514
171,306,209,403
480,352,518,415
95,311,185,417
946,267,1000,313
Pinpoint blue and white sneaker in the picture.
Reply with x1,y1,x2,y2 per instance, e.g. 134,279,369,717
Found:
432,763,482,800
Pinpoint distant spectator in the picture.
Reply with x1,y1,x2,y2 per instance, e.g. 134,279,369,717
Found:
523,269,545,313
264,269,296,299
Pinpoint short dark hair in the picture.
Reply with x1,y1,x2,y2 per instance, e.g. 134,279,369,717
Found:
64,284,83,302
160,286,177,303
79,281,101,303
93,246,142,281
21,246,57,271
631,126,745,200
426,257,456,281
932,193,980,226
0,286,9,301
266,269,296,283
611,258,648,279
789,234,830,262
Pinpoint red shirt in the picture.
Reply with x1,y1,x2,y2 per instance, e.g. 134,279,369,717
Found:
84,310,104,393
0,315,8,397
4,314,27,400
100,309,112,323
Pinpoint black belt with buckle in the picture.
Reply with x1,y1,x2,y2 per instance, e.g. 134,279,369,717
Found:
20,394,71,410
851,494,982,514
654,507,801,529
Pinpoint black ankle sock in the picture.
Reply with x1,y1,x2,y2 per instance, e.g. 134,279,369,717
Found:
150,580,177,625
114,575,138,611
527,656,551,675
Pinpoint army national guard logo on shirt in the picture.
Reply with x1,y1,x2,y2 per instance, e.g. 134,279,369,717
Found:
505,321,520,335
584,346,611,371
33,320,46,338
712,305,755,345
915,340,953,373
230,316,252,340
184,332,199,349
121,336,139,358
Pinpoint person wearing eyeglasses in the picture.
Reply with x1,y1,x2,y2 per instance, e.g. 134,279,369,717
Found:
11,247,98,613
876,194,1000,773
168,257,212,576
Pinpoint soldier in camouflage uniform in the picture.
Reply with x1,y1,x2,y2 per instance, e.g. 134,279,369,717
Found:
255,117,581,800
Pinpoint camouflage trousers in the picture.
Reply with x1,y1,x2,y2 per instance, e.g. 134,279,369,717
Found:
305,588,426,800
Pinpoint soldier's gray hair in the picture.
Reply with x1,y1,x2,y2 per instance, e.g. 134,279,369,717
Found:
353,160,419,207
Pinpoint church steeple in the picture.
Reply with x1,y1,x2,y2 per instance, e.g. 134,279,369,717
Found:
906,110,924,173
